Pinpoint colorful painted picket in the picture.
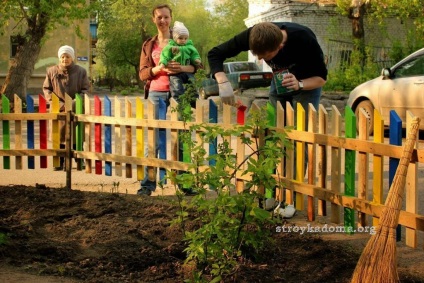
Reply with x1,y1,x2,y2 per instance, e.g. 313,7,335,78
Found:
2,95,10,169
344,107,356,234
26,95,35,169
1,93,424,250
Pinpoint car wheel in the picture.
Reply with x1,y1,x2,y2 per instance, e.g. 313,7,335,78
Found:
199,87,207,100
354,100,374,136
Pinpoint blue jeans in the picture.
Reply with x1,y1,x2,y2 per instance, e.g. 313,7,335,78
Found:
269,79,322,123
169,73,198,107
141,91,170,189
269,79,322,183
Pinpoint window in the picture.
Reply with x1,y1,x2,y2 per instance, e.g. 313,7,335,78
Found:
394,55,424,78
10,35,23,58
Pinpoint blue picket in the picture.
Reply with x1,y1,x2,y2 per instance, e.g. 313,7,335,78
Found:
104,96,112,176
389,110,402,241
209,99,218,167
26,95,35,169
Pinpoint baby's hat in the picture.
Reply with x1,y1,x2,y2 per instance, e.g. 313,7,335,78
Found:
58,45,75,60
173,21,189,41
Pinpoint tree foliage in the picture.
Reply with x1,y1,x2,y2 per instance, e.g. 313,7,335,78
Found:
336,0,424,41
95,0,249,86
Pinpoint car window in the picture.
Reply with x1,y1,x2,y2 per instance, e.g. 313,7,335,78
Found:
231,63,259,72
394,54,424,78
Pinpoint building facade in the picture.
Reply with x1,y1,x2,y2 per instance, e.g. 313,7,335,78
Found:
244,0,413,71
0,17,97,95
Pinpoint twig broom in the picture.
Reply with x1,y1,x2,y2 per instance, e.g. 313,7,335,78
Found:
351,116,420,283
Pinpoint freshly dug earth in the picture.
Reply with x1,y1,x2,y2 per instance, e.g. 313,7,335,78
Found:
0,185,423,283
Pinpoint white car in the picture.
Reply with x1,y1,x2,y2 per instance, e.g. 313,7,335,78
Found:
346,48,424,135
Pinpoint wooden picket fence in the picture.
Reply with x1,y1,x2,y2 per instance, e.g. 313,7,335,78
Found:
1,93,424,250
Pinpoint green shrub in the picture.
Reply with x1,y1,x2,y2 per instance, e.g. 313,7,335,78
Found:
168,70,290,282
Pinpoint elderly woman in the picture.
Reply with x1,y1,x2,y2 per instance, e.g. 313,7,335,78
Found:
43,45,90,171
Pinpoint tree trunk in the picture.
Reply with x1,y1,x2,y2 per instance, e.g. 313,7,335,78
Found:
1,13,49,107
349,1,368,67
350,3,366,39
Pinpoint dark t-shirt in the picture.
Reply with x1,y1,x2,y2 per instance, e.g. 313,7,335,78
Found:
208,22,327,82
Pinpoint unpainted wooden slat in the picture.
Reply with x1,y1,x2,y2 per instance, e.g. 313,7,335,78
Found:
307,103,317,221
317,104,328,216
405,111,418,248
285,102,294,205
357,107,369,227
114,96,122,176
372,109,384,226
330,105,341,224
125,97,132,178
136,98,144,180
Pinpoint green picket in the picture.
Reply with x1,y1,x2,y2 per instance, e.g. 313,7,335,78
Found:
344,106,356,234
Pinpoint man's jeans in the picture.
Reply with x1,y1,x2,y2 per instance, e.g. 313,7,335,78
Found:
268,79,322,191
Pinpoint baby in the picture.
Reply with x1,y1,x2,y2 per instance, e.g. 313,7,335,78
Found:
159,21,202,101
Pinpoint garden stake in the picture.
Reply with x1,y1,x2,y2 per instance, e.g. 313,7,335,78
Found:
351,116,420,283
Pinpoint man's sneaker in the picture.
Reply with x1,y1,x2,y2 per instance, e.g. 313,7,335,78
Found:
274,203,296,219
137,187,152,196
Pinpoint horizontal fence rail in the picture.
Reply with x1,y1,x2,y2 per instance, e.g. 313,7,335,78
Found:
1,93,424,249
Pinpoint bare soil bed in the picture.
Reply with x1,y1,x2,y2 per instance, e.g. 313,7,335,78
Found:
1,185,424,282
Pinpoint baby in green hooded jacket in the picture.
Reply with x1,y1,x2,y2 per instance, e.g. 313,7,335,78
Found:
159,21,202,101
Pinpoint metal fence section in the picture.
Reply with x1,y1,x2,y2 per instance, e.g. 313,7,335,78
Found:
326,39,395,71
